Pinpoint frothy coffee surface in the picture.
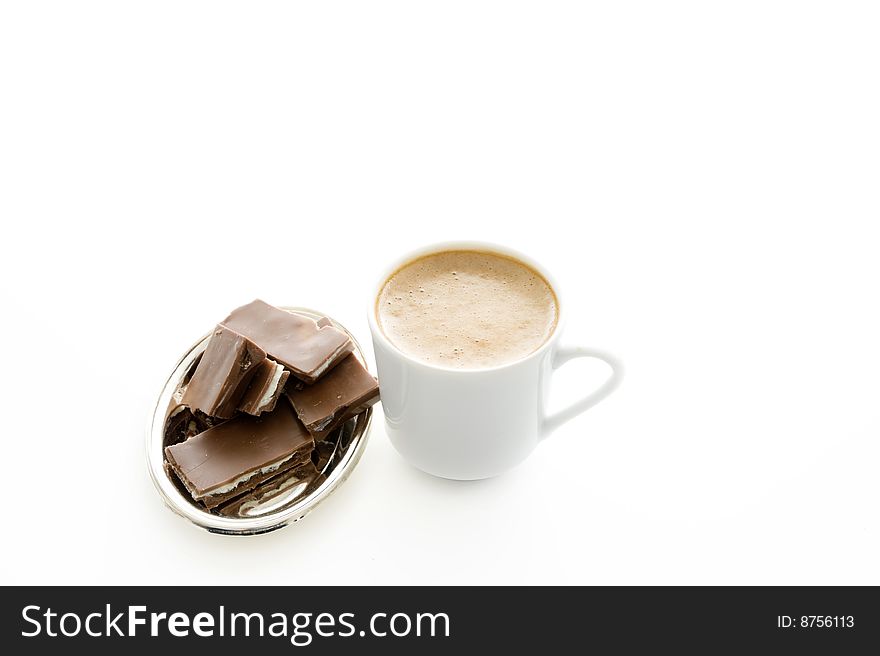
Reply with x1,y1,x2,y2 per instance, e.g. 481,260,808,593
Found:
377,250,558,369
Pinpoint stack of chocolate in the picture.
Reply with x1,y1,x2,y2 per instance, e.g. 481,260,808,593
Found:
163,300,379,516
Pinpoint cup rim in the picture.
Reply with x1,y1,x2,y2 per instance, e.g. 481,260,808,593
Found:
368,240,566,374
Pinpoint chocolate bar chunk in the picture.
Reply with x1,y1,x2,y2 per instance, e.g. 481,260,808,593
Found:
164,405,218,447
181,326,267,419
238,359,290,416
216,462,325,517
276,318,335,393
164,400,314,509
221,300,352,383
287,354,379,435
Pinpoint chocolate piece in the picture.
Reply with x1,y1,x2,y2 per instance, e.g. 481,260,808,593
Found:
221,300,352,383
216,462,325,517
179,352,202,387
181,326,267,419
238,359,290,416
164,400,314,509
164,405,214,447
279,323,330,393
310,418,356,441
287,354,379,435
164,405,193,447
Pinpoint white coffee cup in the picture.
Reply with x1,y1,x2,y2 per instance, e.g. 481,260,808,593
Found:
368,241,623,480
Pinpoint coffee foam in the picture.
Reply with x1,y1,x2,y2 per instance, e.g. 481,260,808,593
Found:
377,250,558,369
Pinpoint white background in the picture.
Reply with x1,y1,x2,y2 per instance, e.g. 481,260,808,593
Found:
2,1,878,585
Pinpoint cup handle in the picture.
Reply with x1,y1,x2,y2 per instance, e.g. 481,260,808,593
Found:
541,346,624,438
